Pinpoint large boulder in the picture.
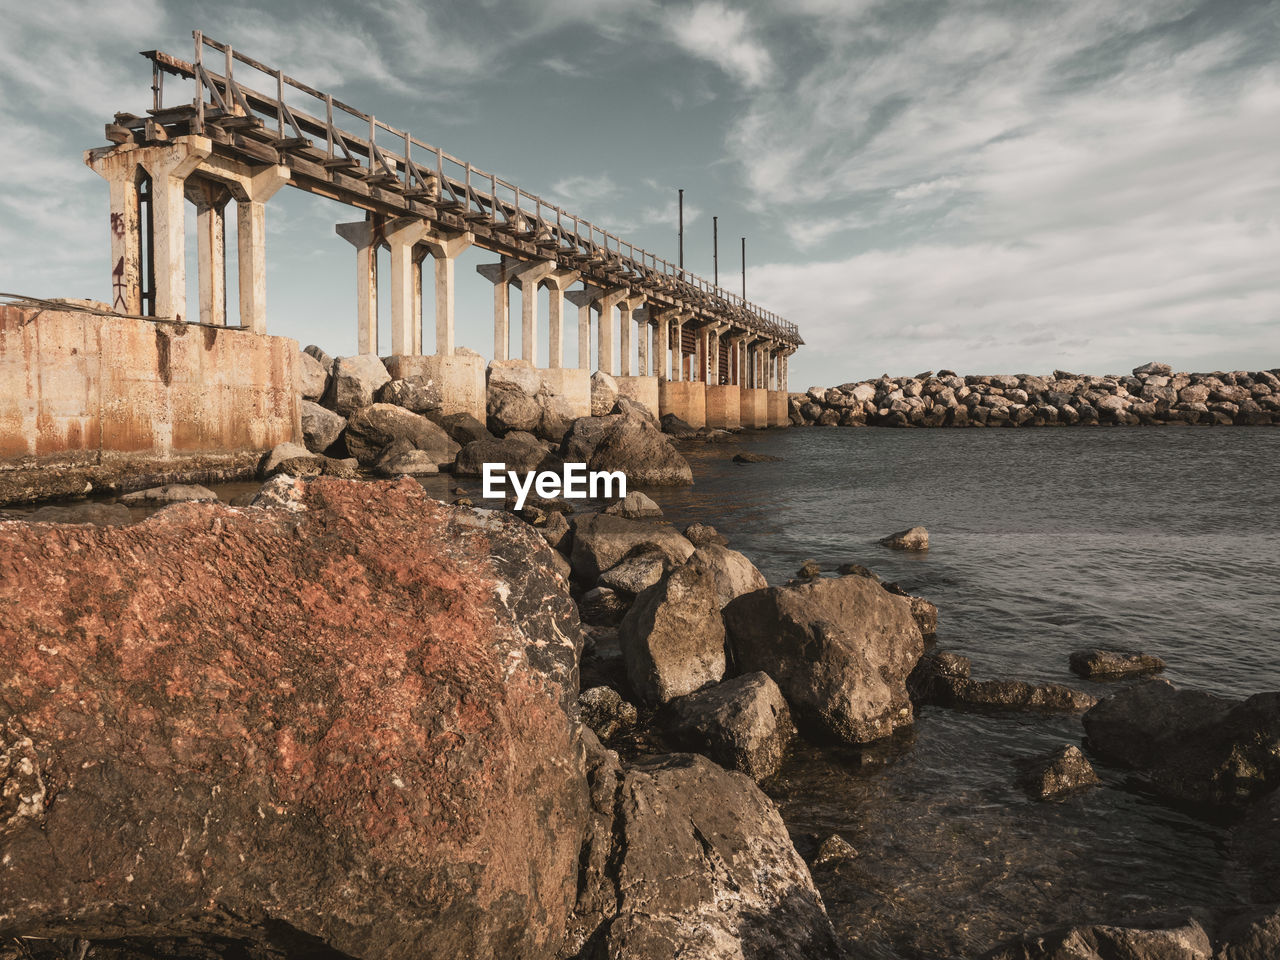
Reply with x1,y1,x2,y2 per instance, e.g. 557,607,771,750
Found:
588,416,694,486
562,741,840,960
590,371,619,417
298,349,329,401
378,375,443,415
559,414,621,463
723,575,924,744
619,564,726,706
660,672,795,782
454,435,563,478
1083,679,1280,806
569,513,696,583
435,411,493,446
487,380,543,436
343,403,460,467
300,399,346,454
0,478,587,959
879,525,929,551
325,354,390,416
489,358,544,395
685,543,767,609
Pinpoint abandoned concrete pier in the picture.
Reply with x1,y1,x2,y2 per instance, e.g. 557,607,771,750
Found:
4,32,802,472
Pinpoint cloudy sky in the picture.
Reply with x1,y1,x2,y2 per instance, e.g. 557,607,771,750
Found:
1,0,1276,386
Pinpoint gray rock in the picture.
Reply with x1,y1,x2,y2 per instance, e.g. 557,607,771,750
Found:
454,435,563,478
378,375,443,415
373,442,441,477
24,502,133,526
733,452,783,463
487,358,543,395
984,912,1212,960
540,510,572,555
298,349,329,401
325,354,390,416
578,685,638,742
603,490,663,519
579,586,632,627
259,441,315,478
599,554,670,596
685,543,768,609
558,414,621,463
724,575,924,744
796,559,823,579
660,672,795,781
434,411,493,446
619,564,726,706
120,484,218,505
569,514,695,583
302,343,333,373
1017,744,1101,800
1069,648,1166,679
683,522,728,547
300,400,346,454
911,653,1097,713
343,403,460,467
487,379,543,436
1133,361,1174,377
813,834,858,867
590,370,619,417
880,525,929,551
1083,679,1280,807
611,395,659,426
588,416,694,486
562,744,840,960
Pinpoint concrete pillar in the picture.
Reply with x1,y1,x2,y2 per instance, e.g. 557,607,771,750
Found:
617,295,644,377
565,284,602,371
385,218,427,357
653,311,668,381
418,227,473,356
541,268,581,369
186,179,231,326
514,260,557,365
671,315,685,382
635,308,652,376
477,257,520,362
233,164,289,335
335,219,382,355
137,138,213,323
594,287,629,375
85,148,144,314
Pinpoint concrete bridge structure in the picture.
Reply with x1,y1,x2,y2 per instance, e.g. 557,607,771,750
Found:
85,32,802,436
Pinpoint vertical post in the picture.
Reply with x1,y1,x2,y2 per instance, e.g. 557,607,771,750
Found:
741,236,746,301
678,188,684,271
192,183,228,326
434,253,455,355
87,151,144,315
495,279,510,361
336,219,380,354
713,215,718,288
619,304,632,377
598,300,613,375
235,165,288,336
637,311,649,376
548,290,564,369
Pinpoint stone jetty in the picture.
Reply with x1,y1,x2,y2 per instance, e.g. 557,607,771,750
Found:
791,362,1280,427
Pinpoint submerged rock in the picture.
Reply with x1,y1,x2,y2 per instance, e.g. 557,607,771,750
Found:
660,672,796,782
21,501,133,526
1017,745,1101,801
910,652,1096,713
733,452,783,463
984,911,1212,960
880,525,929,551
724,575,924,744
0,478,587,960
813,834,859,867
1069,648,1166,679
120,483,218,504
562,742,840,960
1083,679,1280,806
619,564,727,706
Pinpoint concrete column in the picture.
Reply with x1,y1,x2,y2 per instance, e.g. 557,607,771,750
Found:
565,284,602,371
85,148,144,314
653,311,668,381
671,316,684,382
186,179,231,326
476,257,520,362
335,219,382,355
594,287,629,375
135,138,213,323
617,295,644,377
513,260,557,365
635,308,651,376
418,227,473,356
385,218,427,356
233,164,290,335
541,268,581,369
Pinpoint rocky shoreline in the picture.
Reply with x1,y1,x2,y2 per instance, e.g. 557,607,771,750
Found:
3,358,1280,959
790,362,1280,427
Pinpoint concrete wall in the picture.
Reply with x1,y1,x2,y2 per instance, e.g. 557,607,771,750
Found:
0,305,298,465
741,387,768,429
616,375,660,419
705,385,741,430
540,367,591,419
768,391,791,428
659,380,706,428
385,353,487,422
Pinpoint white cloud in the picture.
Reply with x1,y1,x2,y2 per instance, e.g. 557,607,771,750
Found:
666,2,774,89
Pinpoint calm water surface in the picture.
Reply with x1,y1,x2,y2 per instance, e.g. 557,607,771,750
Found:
642,426,1280,958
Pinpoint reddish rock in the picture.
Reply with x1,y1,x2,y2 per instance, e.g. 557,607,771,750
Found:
0,478,586,959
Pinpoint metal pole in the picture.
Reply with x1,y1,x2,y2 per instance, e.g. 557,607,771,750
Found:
713,216,718,287
741,236,746,301
678,188,684,272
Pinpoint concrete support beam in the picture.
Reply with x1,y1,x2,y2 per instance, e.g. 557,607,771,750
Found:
385,218,426,357
594,287,629,376
514,260,557,365
186,179,231,327
541,268,581,369
335,218,383,355
233,166,290,335
144,138,214,323
417,227,473,356
565,284,602,371
617,294,645,377
84,148,144,315
476,257,521,362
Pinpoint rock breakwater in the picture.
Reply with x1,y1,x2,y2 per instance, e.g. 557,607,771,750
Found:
790,362,1280,427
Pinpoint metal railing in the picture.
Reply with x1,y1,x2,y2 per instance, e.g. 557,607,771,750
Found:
137,31,800,345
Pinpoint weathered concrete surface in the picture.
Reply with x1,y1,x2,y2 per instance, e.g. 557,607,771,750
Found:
540,367,591,420
658,380,706,429
740,387,768,429
0,305,299,464
705,384,741,430
615,375,660,419
383,352,486,423
0,452,263,508
0,477,587,959
768,390,790,427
